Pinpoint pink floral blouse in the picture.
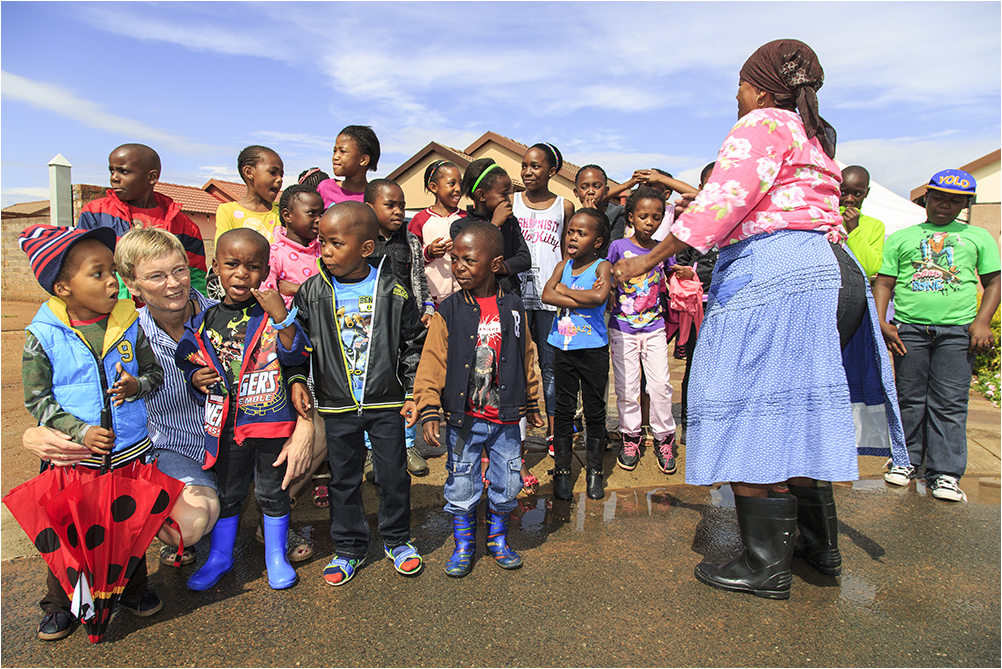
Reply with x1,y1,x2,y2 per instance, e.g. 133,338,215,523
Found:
670,107,845,254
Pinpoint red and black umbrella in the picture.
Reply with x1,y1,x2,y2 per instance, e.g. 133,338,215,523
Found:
3,460,183,643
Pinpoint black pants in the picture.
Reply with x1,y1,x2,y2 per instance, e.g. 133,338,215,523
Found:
832,242,868,350
554,346,609,470
42,558,148,613
215,424,290,518
324,410,411,558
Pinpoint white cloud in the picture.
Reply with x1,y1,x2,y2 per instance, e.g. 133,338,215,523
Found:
2,187,50,209
566,151,710,184
251,131,336,151
837,134,1000,198
197,165,241,181
0,71,219,155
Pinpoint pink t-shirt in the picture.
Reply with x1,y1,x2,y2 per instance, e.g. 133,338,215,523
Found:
670,107,844,254
317,179,365,208
262,227,322,307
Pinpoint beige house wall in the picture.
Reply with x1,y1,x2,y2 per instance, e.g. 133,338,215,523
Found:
465,143,579,206
2,214,55,302
970,162,1001,204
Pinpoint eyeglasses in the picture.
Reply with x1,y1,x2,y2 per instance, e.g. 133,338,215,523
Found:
137,266,190,286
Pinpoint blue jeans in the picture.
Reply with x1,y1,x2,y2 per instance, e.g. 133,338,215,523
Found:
324,410,411,557
526,309,556,417
893,322,973,481
444,419,522,515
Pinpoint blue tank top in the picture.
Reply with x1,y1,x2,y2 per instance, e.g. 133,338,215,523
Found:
547,258,609,351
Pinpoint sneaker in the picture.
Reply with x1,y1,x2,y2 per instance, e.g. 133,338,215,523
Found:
884,460,916,487
617,433,642,471
363,450,375,483
37,610,76,641
547,436,554,458
930,475,967,502
406,447,429,476
384,541,423,576
119,589,163,617
323,555,367,586
654,433,677,475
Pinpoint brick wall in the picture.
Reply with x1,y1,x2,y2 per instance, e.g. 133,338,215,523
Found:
2,214,52,302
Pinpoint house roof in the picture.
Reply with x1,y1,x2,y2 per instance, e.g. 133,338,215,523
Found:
202,179,247,201
154,182,226,215
463,131,589,183
385,142,475,182
1,200,50,217
909,148,1001,201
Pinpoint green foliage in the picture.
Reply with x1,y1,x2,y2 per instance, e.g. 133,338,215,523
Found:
973,300,1000,407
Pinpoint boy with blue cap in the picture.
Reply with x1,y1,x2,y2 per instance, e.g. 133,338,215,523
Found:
873,169,1001,501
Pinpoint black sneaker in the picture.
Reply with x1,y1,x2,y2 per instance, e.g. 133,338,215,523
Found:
119,589,163,617
617,433,642,471
37,610,76,641
654,433,677,475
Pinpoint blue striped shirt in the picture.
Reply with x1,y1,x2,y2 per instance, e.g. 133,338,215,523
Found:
138,290,217,463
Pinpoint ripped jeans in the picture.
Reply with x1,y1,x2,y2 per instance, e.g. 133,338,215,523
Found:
444,419,522,515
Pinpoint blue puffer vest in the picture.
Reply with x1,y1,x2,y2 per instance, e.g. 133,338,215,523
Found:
27,299,149,454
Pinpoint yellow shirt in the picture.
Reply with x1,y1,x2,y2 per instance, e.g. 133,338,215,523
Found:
214,201,281,245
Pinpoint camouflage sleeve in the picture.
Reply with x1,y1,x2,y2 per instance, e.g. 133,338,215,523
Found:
22,332,92,443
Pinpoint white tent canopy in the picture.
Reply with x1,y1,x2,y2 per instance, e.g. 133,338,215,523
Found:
836,160,927,237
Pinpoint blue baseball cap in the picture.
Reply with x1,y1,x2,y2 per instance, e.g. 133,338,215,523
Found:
926,169,976,196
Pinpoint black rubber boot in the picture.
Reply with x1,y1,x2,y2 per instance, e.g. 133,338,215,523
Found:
585,436,605,499
694,492,797,600
788,481,842,576
552,435,574,501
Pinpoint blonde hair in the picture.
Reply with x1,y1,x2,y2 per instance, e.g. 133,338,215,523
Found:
115,227,186,282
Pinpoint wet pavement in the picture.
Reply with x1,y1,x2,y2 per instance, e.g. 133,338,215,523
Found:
2,300,1000,667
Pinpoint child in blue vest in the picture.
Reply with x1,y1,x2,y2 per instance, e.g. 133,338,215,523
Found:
19,224,165,640
542,208,613,501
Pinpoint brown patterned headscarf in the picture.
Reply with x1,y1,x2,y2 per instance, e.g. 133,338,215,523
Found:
740,39,837,159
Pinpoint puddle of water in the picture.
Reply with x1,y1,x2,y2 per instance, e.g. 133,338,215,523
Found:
849,476,1000,505
838,572,880,609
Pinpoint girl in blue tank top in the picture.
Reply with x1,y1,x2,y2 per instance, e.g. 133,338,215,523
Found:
542,209,613,501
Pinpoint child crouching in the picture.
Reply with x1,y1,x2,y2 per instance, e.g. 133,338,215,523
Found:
415,221,544,578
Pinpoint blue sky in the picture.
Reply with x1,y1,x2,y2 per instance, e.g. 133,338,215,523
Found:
2,1,1000,208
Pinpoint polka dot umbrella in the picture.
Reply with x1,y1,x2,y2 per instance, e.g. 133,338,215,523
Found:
3,459,183,643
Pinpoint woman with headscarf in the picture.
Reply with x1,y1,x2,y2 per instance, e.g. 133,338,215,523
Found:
614,39,909,599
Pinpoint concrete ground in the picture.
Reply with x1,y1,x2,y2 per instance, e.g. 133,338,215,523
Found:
1,299,999,667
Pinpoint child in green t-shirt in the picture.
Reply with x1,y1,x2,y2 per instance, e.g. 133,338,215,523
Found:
873,169,1001,502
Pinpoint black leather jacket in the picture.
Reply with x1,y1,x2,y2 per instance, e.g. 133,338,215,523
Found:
291,260,426,414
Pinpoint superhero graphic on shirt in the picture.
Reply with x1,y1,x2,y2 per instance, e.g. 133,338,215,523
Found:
910,231,962,293
336,297,373,400
468,312,501,412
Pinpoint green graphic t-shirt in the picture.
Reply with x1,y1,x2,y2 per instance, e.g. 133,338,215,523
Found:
878,221,1001,325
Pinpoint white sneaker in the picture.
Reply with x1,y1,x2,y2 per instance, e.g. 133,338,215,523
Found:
930,475,967,502
884,459,916,487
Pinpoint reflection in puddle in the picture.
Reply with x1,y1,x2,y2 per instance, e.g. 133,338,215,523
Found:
848,476,1000,504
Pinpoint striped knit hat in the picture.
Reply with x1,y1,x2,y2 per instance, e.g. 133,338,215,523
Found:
19,224,117,294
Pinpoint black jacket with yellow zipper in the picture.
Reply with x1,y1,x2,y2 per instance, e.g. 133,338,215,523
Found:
291,258,425,414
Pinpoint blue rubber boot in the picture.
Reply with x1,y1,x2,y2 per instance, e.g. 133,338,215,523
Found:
262,513,298,589
445,510,477,578
486,508,522,569
187,515,239,591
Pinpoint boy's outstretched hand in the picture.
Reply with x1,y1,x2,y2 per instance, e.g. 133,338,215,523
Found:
192,366,223,394
108,362,138,406
422,420,441,448
251,287,289,324
83,425,114,454
401,400,418,428
529,412,546,429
